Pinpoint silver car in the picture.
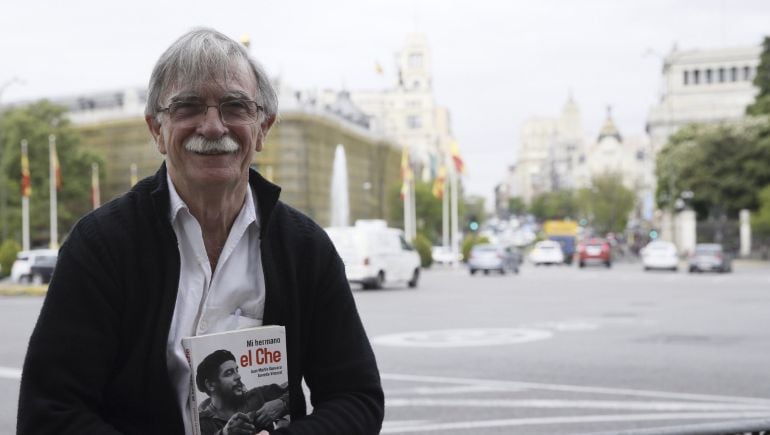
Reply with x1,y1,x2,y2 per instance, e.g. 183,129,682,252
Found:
468,244,521,275
689,243,732,273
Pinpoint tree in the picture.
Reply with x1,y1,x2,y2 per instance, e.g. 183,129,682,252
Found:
752,185,770,239
655,120,770,220
529,190,577,221
0,101,103,246
507,196,526,215
747,36,770,116
576,173,636,234
389,180,466,243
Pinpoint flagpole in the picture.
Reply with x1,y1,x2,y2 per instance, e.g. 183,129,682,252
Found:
20,140,30,251
410,177,417,241
442,171,449,249
92,162,101,209
450,157,460,267
49,134,58,249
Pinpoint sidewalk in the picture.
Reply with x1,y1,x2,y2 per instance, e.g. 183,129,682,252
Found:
0,282,47,297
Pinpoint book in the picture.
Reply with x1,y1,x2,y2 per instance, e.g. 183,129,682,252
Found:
182,325,290,435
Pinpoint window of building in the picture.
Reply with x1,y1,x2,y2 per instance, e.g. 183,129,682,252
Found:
407,115,422,129
731,67,738,82
743,66,751,81
718,68,725,83
693,70,700,85
683,70,689,85
705,69,713,84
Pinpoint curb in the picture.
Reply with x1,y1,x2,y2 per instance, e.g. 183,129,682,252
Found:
0,284,48,297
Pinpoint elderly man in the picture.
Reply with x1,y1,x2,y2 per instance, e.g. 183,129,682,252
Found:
18,28,384,435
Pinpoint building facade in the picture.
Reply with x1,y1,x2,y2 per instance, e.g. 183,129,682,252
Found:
646,44,760,153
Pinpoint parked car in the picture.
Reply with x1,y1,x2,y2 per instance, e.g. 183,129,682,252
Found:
431,246,462,265
11,249,59,284
529,240,565,266
325,220,421,289
577,238,612,268
641,240,679,271
689,243,732,273
468,244,521,275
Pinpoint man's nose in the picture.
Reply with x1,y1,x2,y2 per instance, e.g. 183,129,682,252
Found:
197,106,228,139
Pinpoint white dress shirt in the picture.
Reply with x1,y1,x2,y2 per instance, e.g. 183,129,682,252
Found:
164,174,266,434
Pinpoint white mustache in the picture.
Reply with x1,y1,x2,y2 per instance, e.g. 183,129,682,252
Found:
184,136,239,154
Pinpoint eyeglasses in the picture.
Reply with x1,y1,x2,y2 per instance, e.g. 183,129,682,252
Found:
157,100,264,126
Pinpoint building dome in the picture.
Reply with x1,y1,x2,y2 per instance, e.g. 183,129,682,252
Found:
597,106,622,143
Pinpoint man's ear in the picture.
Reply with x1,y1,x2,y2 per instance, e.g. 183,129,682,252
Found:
255,114,277,152
204,378,216,394
145,115,167,154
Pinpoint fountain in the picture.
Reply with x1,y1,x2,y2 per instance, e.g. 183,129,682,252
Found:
329,144,350,227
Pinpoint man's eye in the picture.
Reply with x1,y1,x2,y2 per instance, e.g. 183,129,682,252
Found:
222,101,250,113
171,102,202,116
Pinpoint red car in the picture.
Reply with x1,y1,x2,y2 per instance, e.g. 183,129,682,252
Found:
577,238,612,268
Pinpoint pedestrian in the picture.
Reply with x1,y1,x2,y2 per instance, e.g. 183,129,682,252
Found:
18,27,384,435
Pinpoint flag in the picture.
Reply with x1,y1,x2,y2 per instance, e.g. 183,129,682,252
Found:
91,162,101,209
432,165,446,199
50,139,61,191
400,145,413,201
21,142,31,197
450,142,465,174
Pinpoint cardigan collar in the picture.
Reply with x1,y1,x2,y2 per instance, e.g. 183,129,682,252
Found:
147,162,282,239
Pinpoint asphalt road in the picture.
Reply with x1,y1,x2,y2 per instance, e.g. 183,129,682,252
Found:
1,259,769,434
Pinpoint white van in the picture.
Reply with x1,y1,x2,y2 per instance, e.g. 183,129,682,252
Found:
325,220,421,289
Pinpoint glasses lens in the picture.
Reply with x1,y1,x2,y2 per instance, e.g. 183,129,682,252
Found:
169,102,205,123
221,101,259,125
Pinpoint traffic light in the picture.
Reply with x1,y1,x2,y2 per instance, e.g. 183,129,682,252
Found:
468,215,479,232
649,229,658,239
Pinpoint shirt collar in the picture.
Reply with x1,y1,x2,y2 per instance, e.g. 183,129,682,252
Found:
166,172,259,231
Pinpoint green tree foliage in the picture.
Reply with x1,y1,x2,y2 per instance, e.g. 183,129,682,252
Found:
413,232,433,268
655,121,770,220
507,196,526,215
747,36,770,116
529,190,577,220
461,234,489,262
576,173,636,234
389,180,465,243
752,184,770,239
0,239,20,277
464,195,485,230
0,101,103,246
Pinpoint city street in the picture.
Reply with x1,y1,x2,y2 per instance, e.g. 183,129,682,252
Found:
1,260,770,433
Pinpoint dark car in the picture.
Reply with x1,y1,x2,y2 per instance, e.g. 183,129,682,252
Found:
689,243,732,273
577,238,612,268
468,244,521,275
28,254,57,284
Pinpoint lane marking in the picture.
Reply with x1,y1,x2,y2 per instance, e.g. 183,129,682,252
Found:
385,398,770,412
381,373,770,405
380,411,770,433
372,328,552,348
0,366,21,380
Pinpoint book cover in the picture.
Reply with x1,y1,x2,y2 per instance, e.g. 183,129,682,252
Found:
182,325,290,435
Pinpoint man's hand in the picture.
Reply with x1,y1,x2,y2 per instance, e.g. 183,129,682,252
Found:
251,398,286,428
222,412,256,435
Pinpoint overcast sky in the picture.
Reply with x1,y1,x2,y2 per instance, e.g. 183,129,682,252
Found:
1,0,768,203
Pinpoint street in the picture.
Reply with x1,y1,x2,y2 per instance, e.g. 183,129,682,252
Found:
2,260,770,433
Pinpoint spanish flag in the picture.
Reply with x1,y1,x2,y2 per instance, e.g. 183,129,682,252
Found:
50,139,61,191
450,142,465,174
432,165,446,199
21,142,31,197
400,145,413,201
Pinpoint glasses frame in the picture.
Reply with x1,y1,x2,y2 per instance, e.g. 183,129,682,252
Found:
157,99,265,126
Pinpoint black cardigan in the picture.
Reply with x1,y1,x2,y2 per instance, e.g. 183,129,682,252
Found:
18,165,384,434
